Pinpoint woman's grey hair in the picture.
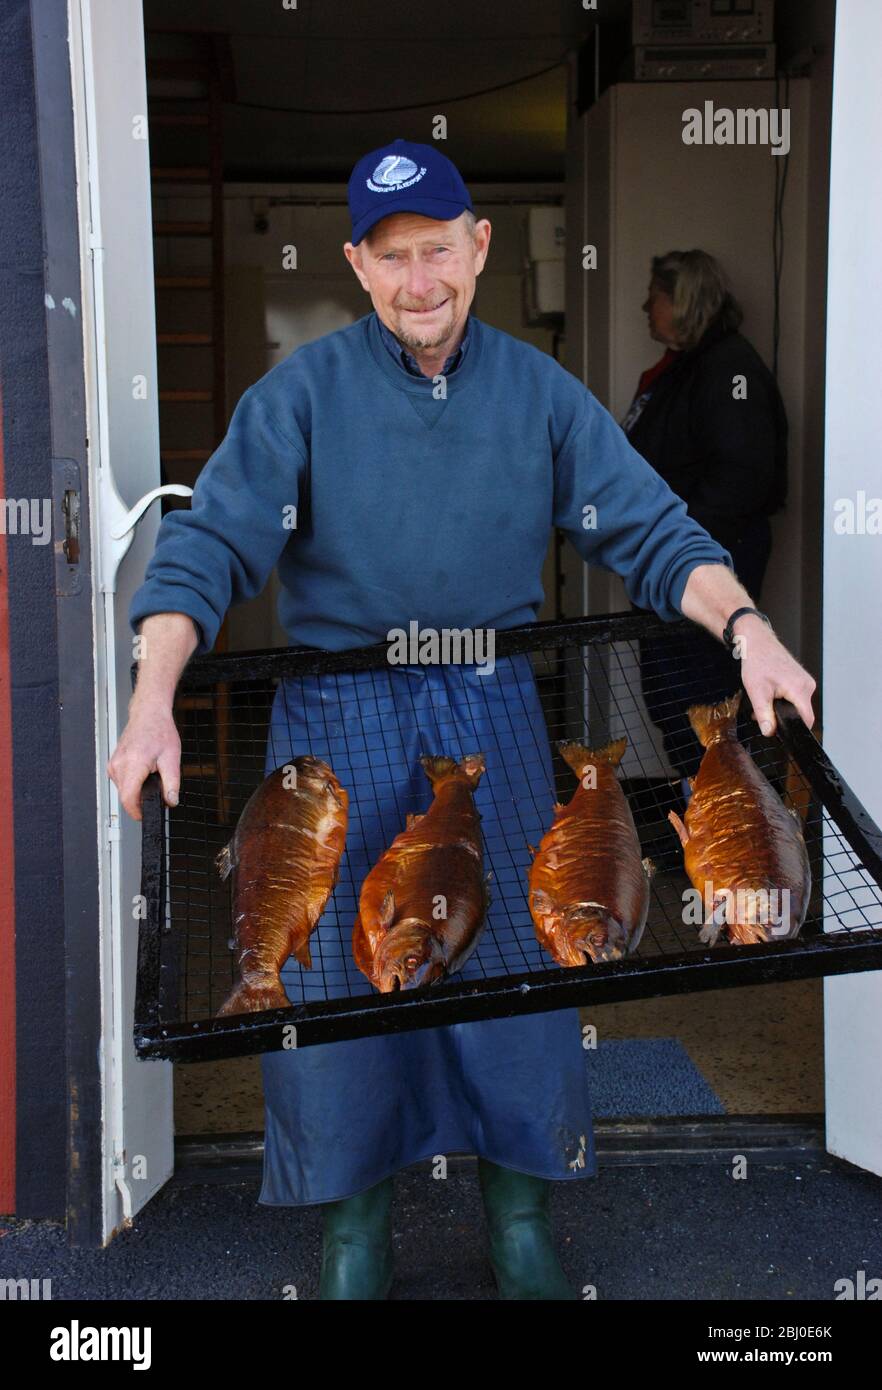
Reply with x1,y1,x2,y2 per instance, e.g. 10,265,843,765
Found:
650,249,743,348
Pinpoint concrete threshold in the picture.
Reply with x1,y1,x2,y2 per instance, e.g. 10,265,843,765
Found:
170,1114,826,1185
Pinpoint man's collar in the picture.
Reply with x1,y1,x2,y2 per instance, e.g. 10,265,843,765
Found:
375,312,471,378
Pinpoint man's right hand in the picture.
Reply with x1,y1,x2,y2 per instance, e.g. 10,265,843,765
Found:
108,611,200,821
108,700,182,823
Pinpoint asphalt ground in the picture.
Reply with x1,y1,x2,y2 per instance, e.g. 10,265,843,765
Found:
2,1154,880,1303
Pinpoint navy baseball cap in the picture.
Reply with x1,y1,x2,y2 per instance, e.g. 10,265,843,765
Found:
348,138,473,246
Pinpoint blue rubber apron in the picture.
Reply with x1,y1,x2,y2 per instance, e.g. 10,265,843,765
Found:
257,653,597,1206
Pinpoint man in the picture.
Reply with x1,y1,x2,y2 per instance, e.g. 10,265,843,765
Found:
110,138,816,1300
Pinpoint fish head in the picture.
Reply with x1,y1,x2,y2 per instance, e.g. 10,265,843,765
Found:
280,755,348,808
373,919,446,992
561,905,629,965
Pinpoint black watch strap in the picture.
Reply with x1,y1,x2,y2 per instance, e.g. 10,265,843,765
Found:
723,607,772,650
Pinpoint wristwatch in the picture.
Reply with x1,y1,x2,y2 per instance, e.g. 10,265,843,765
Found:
722,607,772,652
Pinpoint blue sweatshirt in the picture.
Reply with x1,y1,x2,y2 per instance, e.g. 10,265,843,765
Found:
129,311,733,657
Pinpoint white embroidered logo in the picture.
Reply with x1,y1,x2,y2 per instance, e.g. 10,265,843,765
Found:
367,155,428,194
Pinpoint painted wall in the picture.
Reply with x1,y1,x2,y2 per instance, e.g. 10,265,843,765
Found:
822,0,882,1179
0,0,71,1221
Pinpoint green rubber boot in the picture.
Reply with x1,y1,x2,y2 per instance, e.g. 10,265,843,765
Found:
478,1157,578,1300
319,1175,394,1300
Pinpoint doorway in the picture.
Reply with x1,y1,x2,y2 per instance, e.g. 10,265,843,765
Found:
135,1,830,1147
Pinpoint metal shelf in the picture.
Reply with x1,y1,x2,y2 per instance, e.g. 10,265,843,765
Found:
134,611,882,1062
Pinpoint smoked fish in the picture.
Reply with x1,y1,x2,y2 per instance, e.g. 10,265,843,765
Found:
529,738,653,966
216,756,348,1016
668,692,811,945
353,753,489,992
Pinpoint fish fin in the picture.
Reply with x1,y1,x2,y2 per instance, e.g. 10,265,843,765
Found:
642,856,657,879
216,977,291,1017
688,776,696,791
216,843,234,880
552,800,565,813
458,753,486,786
668,810,689,847
419,754,458,785
698,919,724,947
352,918,375,979
378,889,396,929
323,779,347,810
686,691,742,748
420,752,486,789
557,737,626,778
698,891,733,946
405,812,425,830
292,938,313,970
527,843,537,858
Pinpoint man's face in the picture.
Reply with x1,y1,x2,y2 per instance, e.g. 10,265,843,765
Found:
344,211,491,356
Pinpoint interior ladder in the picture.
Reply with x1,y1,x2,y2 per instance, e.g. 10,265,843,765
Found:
147,30,236,822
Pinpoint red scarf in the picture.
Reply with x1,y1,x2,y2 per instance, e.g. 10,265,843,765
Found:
636,347,679,397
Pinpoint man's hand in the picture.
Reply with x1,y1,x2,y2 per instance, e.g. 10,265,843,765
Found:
107,611,200,820
680,563,817,736
733,613,817,736
108,700,182,822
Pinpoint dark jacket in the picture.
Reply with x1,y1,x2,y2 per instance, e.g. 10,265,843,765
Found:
623,317,788,551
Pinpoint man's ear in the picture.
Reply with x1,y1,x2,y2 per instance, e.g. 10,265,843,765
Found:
343,241,371,293
472,218,492,277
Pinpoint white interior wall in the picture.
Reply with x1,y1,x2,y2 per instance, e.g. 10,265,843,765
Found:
822,0,882,1179
778,0,836,690
567,79,811,777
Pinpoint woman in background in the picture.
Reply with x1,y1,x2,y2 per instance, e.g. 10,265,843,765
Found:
623,249,788,805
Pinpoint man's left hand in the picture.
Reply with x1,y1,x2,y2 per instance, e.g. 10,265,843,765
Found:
734,614,817,736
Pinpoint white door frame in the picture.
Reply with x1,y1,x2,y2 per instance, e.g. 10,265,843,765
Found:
65,0,882,1245
822,0,882,1178
69,0,176,1241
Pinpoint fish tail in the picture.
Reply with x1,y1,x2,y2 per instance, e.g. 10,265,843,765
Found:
557,737,627,778
216,976,290,1017
686,691,743,747
216,843,234,880
420,752,486,789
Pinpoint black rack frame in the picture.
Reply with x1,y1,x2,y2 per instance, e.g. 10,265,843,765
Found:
134,612,882,1063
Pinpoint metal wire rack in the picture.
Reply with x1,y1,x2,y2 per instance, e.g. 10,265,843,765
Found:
135,611,882,1062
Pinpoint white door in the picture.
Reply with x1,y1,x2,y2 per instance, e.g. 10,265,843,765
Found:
70,0,185,1239
822,0,882,1178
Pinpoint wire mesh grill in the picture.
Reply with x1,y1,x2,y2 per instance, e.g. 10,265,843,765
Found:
135,612,882,1062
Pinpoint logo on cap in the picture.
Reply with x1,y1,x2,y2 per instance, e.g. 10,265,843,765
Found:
367,154,428,194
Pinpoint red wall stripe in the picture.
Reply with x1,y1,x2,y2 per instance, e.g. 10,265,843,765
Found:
0,375,16,1214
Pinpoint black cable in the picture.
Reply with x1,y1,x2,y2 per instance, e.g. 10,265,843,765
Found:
229,55,566,116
